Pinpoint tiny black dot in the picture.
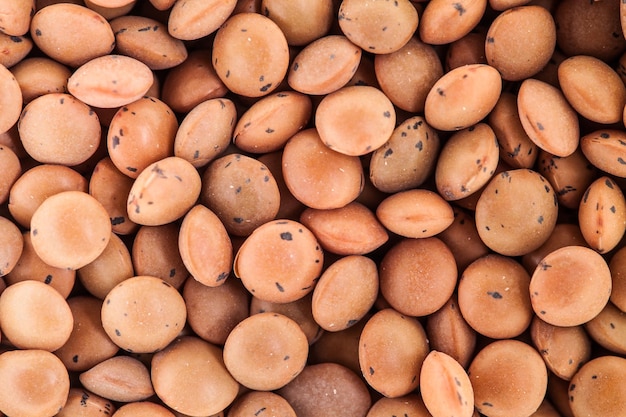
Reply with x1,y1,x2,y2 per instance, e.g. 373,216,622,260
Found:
111,216,125,225
80,392,89,406
453,2,466,15
487,291,502,299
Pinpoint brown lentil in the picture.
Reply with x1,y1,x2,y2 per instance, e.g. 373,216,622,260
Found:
223,311,308,390
0,349,69,417
529,245,612,327
78,355,154,403
469,339,547,417
458,254,533,339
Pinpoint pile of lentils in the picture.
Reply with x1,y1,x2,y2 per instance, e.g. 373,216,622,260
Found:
1,0,626,416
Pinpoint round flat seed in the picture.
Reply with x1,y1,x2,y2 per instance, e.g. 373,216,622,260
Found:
30,190,111,270
530,246,611,327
